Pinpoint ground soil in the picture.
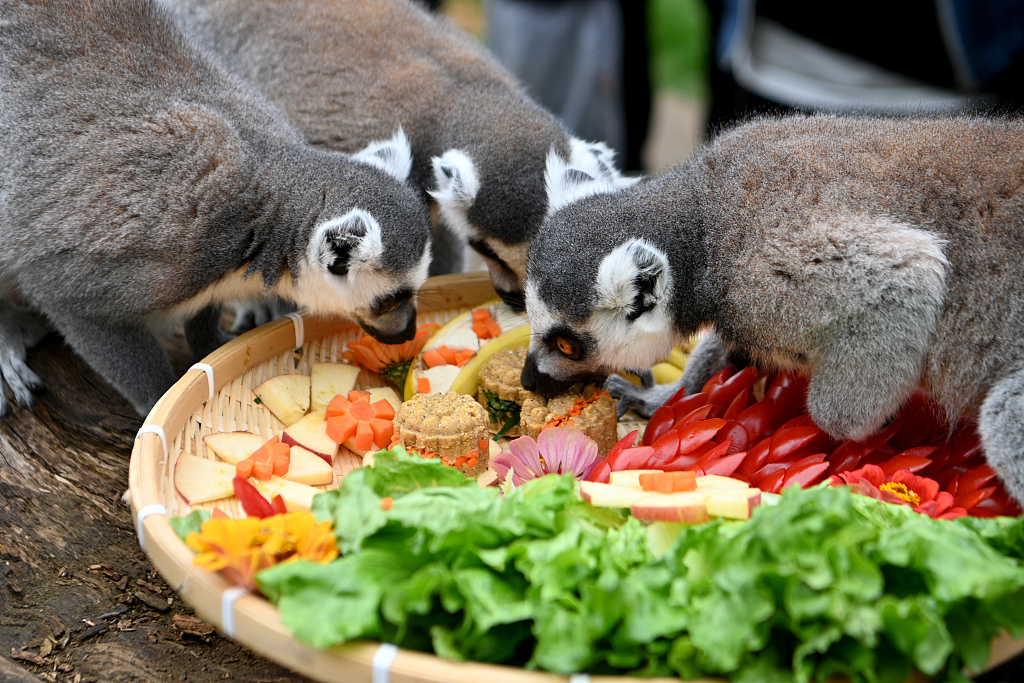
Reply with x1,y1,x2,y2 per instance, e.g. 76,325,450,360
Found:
0,331,310,683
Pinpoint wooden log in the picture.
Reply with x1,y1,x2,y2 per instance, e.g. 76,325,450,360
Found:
0,330,308,683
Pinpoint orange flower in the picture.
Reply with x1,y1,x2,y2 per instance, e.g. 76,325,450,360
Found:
186,512,338,592
343,323,439,388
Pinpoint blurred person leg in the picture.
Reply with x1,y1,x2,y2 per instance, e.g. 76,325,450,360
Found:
486,0,628,159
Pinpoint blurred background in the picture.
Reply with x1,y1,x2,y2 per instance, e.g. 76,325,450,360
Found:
432,0,1024,177
437,0,711,173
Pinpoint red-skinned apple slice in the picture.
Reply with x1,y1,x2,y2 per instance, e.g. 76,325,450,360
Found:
252,476,322,512
252,374,311,426
630,492,709,523
695,474,752,490
608,469,664,488
578,481,652,508
704,488,761,520
173,455,237,504
281,411,339,465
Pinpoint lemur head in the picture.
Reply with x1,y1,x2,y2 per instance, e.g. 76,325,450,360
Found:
520,174,675,395
429,136,635,312
294,129,431,344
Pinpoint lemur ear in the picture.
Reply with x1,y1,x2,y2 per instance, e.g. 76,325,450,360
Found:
545,145,621,215
351,127,413,183
595,239,672,323
428,149,479,207
314,208,383,278
568,137,641,188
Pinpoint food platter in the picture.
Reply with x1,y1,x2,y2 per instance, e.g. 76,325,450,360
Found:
127,271,1024,683
127,272,654,682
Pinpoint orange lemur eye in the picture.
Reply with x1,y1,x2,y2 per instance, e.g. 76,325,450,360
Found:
379,300,402,314
556,337,578,357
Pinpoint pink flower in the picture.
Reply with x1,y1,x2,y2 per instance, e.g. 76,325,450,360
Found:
491,428,602,488
829,464,967,520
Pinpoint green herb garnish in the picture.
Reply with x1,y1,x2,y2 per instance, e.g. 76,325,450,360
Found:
481,388,521,439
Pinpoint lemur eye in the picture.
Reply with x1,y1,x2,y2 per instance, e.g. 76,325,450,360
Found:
555,336,581,359
379,299,402,314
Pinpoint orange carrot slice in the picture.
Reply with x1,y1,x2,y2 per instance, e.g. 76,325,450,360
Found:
348,389,372,402
346,399,376,422
326,414,359,444
325,395,351,419
422,349,447,368
371,399,395,420
417,377,431,394
353,421,374,452
369,418,394,447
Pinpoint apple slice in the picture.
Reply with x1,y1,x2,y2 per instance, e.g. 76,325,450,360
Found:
704,488,761,520
696,474,752,490
578,481,651,508
367,386,402,415
253,476,323,512
310,362,360,413
202,431,266,463
281,411,339,465
252,374,311,426
630,491,709,524
285,445,335,486
174,455,237,505
608,469,664,488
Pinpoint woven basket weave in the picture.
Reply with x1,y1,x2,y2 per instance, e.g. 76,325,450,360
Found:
127,271,1023,683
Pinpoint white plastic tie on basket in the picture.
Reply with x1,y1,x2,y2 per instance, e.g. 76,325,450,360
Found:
285,311,304,350
135,425,168,461
569,675,591,683
371,642,399,683
189,362,215,402
134,504,167,553
221,586,248,639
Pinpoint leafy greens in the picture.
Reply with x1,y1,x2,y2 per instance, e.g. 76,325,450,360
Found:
256,447,1024,682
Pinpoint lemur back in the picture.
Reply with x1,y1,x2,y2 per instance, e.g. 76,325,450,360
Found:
523,114,1024,507
0,0,431,417
164,0,632,307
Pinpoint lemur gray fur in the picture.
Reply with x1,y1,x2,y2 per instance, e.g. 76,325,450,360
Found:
0,0,432,418
522,113,1024,506
161,0,635,311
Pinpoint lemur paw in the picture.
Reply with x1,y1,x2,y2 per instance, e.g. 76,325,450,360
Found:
230,298,297,334
605,373,682,418
0,307,49,416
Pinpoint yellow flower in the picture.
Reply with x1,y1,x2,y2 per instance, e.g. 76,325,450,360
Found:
343,323,439,388
186,512,338,591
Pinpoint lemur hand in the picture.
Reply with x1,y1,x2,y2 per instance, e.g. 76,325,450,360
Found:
605,372,685,418
0,304,50,417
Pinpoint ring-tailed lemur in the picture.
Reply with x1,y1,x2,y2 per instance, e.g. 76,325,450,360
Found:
0,0,431,418
522,114,1024,506
162,0,635,311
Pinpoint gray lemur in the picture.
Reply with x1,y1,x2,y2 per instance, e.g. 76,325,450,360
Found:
161,0,635,311
0,0,432,418
521,114,1024,506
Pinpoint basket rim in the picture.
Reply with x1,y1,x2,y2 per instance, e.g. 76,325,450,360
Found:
126,271,1024,683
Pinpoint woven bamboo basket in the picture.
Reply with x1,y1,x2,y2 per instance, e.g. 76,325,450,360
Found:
127,271,1024,683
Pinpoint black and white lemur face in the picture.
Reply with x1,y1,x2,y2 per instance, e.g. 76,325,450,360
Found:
520,167,673,395
429,137,636,312
294,130,431,343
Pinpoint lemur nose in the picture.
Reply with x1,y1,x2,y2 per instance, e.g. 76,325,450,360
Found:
495,288,526,313
521,353,538,391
